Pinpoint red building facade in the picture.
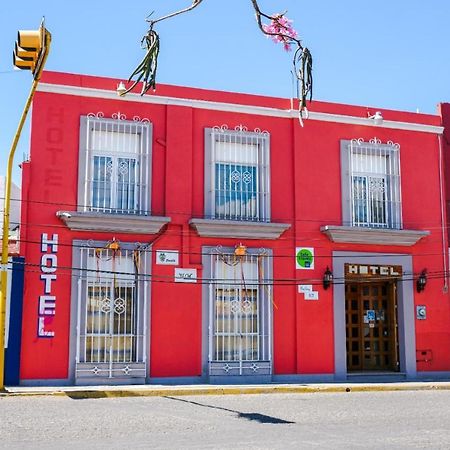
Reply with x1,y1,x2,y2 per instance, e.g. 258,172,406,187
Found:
17,71,450,385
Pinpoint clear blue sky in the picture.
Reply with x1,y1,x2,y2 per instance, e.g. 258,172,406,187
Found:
1,0,450,184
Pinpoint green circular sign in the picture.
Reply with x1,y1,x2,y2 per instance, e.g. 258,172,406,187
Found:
296,248,313,268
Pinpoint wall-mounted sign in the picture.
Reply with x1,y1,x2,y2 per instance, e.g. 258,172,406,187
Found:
175,268,197,283
298,284,313,293
296,247,314,270
345,264,402,278
38,233,58,338
304,291,319,301
156,250,179,265
298,285,319,300
416,305,427,320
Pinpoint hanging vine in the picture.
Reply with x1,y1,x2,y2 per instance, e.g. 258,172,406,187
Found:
121,1,313,121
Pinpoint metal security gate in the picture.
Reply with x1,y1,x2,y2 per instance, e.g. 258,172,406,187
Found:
75,246,148,380
208,248,272,376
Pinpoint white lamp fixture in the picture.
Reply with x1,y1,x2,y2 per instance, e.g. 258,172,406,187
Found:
116,81,127,97
368,111,383,126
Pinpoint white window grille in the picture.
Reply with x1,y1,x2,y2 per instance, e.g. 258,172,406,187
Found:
208,247,272,376
344,138,401,229
75,244,149,379
79,113,151,214
205,125,270,222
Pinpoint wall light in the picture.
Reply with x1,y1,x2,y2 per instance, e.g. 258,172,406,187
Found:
116,81,127,97
323,266,333,290
234,243,247,257
416,269,427,293
368,111,383,126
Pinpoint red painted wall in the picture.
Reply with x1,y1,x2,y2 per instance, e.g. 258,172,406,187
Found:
18,71,450,381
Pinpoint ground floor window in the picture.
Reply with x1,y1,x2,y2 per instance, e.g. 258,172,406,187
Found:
208,246,272,376
75,242,149,380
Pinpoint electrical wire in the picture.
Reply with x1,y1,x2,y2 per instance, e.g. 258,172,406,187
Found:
3,194,450,230
6,257,448,287
9,235,449,260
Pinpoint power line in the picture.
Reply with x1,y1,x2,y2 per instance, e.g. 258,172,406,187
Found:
6,204,447,250
3,194,450,230
8,258,448,287
10,235,450,260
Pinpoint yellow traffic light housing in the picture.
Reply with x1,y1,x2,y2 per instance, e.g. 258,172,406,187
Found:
17,29,42,51
13,22,50,78
13,42,38,71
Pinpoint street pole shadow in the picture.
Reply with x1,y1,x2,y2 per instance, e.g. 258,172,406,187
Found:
164,396,295,425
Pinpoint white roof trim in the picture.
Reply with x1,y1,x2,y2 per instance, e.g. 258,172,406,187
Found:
37,83,444,135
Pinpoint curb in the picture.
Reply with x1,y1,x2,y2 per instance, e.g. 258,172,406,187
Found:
2,383,450,399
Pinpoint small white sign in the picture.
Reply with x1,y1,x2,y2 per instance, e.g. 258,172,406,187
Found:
298,284,313,293
304,291,319,301
156,250,179,265
175,268,197,283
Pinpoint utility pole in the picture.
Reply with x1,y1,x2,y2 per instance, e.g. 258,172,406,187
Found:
0,20,51,390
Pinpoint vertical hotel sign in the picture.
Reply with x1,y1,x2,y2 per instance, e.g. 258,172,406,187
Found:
38,233,58,337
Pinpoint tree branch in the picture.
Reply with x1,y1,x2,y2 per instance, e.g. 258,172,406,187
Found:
249,0,302,48
146,0,205,27
123,0,313,119
249,0,313,113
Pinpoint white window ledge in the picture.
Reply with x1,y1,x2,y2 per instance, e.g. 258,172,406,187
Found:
190,218,290,239
320,225,430,246
57,211,170,234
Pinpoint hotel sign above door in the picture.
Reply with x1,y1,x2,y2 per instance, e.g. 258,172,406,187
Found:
345,263,402,278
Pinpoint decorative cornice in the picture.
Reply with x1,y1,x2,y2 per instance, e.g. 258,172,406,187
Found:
86,111,150,123
320,225,430,246
37,83,444,135
351,137,400,149
57,211,170,234
189,218,290,239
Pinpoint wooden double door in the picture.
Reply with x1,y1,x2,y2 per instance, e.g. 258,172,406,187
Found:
345,281,399,372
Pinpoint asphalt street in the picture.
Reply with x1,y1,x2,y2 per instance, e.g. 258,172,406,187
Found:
1,390,450,449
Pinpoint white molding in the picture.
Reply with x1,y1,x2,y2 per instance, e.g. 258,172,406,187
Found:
38,83,444,135
308,111,443,134
321,225,430,246
57,211,170,234
190,218,290,239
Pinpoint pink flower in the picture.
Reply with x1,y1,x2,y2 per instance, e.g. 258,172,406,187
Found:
262,13,298,51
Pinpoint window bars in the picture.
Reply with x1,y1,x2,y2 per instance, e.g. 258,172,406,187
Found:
207,125,270,222
82,113,151,214
349,138,401,229
208,247,272,376
75,245,149,379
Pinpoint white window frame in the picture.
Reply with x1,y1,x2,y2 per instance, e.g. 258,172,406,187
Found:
78,113,152,215
341,138,402,229
204,125,270,222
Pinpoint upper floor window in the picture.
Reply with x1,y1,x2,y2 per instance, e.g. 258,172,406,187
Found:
341,138,401,229
79,113,151,215
205,125,270,222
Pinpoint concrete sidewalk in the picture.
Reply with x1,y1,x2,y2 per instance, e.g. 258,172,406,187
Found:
2,381,450,399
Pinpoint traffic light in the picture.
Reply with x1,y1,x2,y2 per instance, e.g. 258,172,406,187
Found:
13,24,49,77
